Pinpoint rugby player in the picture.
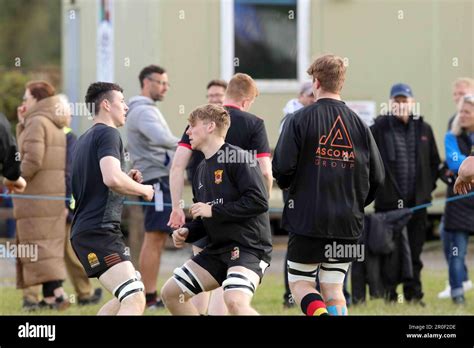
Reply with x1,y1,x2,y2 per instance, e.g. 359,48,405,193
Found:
70,82,154,315
273,54,385,316
161,104,272,315
167,74,272,315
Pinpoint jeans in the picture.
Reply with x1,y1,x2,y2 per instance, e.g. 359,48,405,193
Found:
440,218,469,283
444,229,469,298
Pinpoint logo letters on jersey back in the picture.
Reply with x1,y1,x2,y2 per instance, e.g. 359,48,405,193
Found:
315,115,355,168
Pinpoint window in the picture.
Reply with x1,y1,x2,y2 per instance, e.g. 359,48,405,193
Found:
221,0,310,92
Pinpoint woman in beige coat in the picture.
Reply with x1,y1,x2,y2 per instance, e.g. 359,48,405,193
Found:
14,81,69,310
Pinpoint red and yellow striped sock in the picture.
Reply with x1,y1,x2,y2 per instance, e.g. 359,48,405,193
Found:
301,293,328,316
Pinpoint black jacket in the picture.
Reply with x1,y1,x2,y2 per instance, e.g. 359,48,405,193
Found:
272,98,385,240
184,143,272,261
65,129,77,223
370,116,440,211
0,113,21,181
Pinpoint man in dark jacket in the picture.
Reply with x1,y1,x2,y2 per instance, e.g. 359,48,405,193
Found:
273,55,385,316
0,112,26,193
370,83,441,304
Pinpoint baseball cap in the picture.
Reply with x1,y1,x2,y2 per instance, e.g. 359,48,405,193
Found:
390,83,414,98
300,81,313,96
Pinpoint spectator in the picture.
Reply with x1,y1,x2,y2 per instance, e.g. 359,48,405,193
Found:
370,83,440,305
13,81,69,310
0,112,26,193
279,81,315,133
1,112,26,239
126,65,179,309
186,79,228,181
443,94,474,304
438,77,474,299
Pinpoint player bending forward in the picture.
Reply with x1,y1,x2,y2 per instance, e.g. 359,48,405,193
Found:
161,104,272,315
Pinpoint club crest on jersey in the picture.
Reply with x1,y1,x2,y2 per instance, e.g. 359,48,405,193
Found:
88,253,100,268
231,246,240,260
214,169,224,184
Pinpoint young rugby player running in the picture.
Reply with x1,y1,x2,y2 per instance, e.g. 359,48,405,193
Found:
161,104,272,315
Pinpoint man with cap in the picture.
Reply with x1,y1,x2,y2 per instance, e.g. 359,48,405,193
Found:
370,83,440,305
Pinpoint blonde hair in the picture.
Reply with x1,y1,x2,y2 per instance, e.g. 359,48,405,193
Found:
225,73,259,101
451,94,474,136
307,54,346,93
453,77,474,90
188,104,230,137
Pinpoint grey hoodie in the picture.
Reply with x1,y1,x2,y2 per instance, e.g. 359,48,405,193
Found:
126,96,179,182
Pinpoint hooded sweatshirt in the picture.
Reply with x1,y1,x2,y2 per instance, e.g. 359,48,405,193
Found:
126,96,179,182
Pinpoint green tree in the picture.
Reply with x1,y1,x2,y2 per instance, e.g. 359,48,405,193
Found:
0,0,61,69
0,70,30,126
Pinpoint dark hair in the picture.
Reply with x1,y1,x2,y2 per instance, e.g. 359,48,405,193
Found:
206,79,227,90
139,65,166,88
85,82,123,115
26,81,55,101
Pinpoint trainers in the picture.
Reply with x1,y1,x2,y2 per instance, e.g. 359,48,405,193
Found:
78,288,103,306
146,298,165,310
438,280,473,299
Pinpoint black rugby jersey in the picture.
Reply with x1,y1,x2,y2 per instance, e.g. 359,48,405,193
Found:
184,143,272,261
273,98,385,240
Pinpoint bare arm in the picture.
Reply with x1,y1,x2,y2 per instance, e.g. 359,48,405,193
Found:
257,156,273,197
100,156,153,200
168,146,192,227
454,157,474,195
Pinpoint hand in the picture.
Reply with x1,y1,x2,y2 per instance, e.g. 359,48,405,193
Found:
189,202,212,219
17,105,26,124
172,227,189,248
141,184,154,201
167,208,186,229
128,169,143,183
3,177,27,193
453,176,474,195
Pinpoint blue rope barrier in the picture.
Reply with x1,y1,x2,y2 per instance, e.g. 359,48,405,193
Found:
2,191,474,214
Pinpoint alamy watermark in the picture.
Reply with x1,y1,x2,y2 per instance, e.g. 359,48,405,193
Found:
324,241,365,262
0,241,38,262
217,147,258,167
379,101,421,118
55,101,95,118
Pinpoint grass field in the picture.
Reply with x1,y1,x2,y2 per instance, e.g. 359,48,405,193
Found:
1,268,473,316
